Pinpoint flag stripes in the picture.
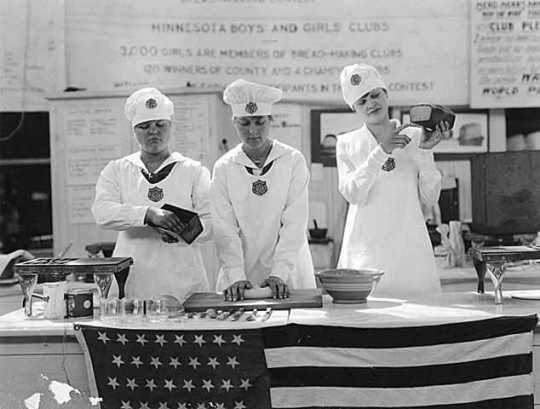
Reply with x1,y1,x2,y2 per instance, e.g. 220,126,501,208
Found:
268,393,533,409
268,354,532,387
262,315,537,409
264,332,532,367
262,315,538,348
269,377,534,408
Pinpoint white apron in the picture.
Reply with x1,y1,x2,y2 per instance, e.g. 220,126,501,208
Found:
92,152,211,301
211,141,316,291
337,125,442,298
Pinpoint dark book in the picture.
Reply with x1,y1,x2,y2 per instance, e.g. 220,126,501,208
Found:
160,204,203,244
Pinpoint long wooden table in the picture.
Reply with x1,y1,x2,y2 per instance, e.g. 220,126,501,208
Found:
2,291,540,407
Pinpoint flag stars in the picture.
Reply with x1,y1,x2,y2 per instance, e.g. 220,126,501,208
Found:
107,377,119,390
212,334,226,346
126,378,138,391
207,357,220,369
220,379,233,392
145,379,157,391
234,401,246,409
177,404,188,409
231,334,245,346
97,331,110,344
183,379,195,392
140,403,151,409
131,356,143,368
196,404,206,409
136,334,148,346
150,356,162,368
112,355,125,367
120,401,132,409
226,356,240,369
116,333,129,345
215,404,226,409
201,379,214,392
188,356,201,369
174,335,186,346
163,379,176,392
169,357,181,369
193,334,206,347
239,378,252,391
158,402,169,409
155,334,168,347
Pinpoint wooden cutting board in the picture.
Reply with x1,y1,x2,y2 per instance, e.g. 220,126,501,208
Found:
183,289,322,312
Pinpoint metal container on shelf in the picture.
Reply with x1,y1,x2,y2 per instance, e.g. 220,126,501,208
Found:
65,288,94,318
42,281,67,319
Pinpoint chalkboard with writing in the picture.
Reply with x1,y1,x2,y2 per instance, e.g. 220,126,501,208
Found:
471,0,540,108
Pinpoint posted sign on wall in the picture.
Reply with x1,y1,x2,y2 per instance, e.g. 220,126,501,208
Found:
66,0,469,105
470,0,540,108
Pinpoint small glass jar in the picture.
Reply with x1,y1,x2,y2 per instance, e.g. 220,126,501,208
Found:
145,299,168,323
102,298,121,322
121,297,143,322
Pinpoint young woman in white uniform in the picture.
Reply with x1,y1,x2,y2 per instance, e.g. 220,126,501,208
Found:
211,79,315,301
92,88,211,301
337,64,450,298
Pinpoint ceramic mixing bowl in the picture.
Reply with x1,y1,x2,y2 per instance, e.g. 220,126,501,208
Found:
316,268,384,304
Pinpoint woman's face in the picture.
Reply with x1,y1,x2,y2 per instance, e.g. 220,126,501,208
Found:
232,115,272,149
133,119,172,154
352,88,389,125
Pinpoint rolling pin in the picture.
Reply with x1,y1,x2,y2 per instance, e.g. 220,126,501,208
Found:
243,287,273,299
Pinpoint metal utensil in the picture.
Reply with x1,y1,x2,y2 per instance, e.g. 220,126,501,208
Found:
245,308,258,321
217,310,231,320
261,307,272,322
229,308,244,321
57,242,73,258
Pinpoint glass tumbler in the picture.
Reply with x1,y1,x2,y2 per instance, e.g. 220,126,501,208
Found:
103,298,121,323
146,299,168,323
121,297,143,323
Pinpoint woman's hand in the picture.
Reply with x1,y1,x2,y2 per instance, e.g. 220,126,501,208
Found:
379,122,412,154
262,276,289,299
159,231,179,244
224,280,252,301
419,120,451,150
145,207,185,233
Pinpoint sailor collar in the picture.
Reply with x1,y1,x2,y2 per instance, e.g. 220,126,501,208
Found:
125,151,187,172
229,140,288,168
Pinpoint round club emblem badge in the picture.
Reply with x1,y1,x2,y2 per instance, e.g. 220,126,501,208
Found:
252,179,268,196
350,74,362,86
245,102,258,114
382,157,396,172
147,186,164,202
145,98,158,109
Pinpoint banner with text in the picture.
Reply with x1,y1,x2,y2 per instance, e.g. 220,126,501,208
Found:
66,0,469,105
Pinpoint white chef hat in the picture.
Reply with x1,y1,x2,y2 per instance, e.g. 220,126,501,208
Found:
223,79,282,117
124,87,174,127
340,64,387,109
